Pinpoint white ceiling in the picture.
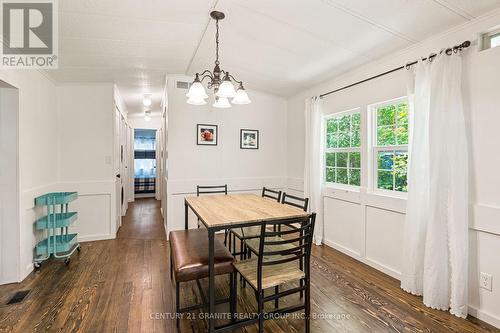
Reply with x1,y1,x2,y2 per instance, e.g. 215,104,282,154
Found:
46,0,500,114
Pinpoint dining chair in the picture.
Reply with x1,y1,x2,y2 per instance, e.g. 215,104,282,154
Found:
169,229,236,331
281,192,309,211
246,192,310,298
233,213,316,333
168,184,234,330
197,184,229,246
230,187,282,259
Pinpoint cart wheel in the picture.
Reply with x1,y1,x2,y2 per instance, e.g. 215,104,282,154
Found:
34,262,42,270
65,258,71,266
77,246,81,253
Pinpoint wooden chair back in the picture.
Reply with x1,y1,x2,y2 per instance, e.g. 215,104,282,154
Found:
197,184,228,196
262,187,282,202
256,213,316,291
281,192,309,212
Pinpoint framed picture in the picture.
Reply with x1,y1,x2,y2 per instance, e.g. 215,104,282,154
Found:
240,129,259,149
197,124,218,145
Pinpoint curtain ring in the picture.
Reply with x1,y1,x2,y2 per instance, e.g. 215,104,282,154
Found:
405,62,412,70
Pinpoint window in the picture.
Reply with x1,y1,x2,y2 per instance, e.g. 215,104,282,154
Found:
324,111,361,186
481,28,500,50
371,98,409,192
491,33,500,48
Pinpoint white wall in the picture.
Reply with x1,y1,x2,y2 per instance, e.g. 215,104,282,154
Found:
0,83,19,284
57,84,117,242
286,9,500,327
0,70,58,282
166,75,288,233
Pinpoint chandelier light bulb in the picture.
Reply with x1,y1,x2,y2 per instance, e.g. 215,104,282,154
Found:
216,74,237,98
213,96,231,108
186,81,208,99
232,85,251,105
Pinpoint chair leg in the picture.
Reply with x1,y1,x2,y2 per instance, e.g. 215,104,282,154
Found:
232,233,236,256
305,278,310,333
176,282,180,331
299,258,304,298
242,242,247,288
274,286,279,309
230,272,237,322
240,238,244,261
258,290,265,333
224,229,228,246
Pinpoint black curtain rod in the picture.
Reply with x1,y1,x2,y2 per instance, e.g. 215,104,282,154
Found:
319,40,471,99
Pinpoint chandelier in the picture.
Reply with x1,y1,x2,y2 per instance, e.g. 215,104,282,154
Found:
186,11,251,108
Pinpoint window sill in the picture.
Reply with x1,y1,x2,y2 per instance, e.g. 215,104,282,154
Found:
368,189,407,201
322,186,407,214
323,183,360,193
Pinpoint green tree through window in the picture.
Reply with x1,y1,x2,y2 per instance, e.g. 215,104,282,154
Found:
374,100,409,192
325,112,361,186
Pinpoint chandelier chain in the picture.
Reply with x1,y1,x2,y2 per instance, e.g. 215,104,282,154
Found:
215,19,220,65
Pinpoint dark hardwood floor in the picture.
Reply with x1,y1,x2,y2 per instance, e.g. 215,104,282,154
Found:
0,198,498,333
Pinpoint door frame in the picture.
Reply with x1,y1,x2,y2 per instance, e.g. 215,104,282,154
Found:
0,82,20,285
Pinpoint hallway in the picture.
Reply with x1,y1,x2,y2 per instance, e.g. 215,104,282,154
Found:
118,198,166,241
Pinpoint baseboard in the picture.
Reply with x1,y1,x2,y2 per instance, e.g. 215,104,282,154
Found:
323,239,401,280
323,239,362,258
78,233,115,243
468,306,500,328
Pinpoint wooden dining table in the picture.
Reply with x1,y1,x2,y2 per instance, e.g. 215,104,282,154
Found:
184,193,310,332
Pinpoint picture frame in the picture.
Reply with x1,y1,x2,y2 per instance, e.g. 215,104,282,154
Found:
197,124,218,146
240,129,259,149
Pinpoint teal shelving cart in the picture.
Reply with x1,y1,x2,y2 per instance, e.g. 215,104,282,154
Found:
34,192,81,267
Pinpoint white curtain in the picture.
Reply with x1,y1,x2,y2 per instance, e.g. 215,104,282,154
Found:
304,96,324,245
401,53,469,318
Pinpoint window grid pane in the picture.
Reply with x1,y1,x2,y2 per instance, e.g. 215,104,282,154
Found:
325,111,361,186
491,33,500,48
376,101,408,147
376,150,408,192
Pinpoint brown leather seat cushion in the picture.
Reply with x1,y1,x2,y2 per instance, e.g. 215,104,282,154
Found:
169,229,234,282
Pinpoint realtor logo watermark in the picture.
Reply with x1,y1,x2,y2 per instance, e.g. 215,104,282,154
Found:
1,0,58,68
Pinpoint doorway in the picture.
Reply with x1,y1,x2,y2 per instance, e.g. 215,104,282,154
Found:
0,81,20,285
134,129,157,198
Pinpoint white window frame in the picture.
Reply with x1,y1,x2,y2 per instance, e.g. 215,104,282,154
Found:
323,108,361,190
368,96,409,197
481,27,500,50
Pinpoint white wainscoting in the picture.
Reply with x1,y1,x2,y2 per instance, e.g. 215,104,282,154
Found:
166,177,286,237
56,180,117,242
288,178,500,327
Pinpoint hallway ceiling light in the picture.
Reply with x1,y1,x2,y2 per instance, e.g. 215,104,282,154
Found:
144,110,151,122
186,11,251,108
143,94,152,107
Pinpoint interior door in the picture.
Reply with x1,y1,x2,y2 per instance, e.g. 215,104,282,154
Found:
114,108,122,230
120,116,128,216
